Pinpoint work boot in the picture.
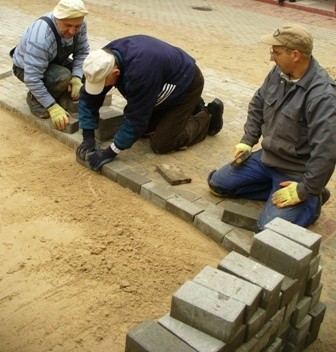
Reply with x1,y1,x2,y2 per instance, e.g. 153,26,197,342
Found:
26,92,49,119
206,98,224,136
313,187,331,222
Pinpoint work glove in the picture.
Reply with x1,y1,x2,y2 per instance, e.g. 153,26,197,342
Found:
87,147,117,171
48,103,69,131
68,76,82,100
76,139,96,160
234,143,252,158
272,181,301,208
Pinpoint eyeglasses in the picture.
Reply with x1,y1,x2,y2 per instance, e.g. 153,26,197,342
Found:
269,48,285,57
269,48,293,57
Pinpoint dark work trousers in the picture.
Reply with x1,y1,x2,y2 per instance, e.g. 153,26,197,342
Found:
12,60,73,102
150,65,211,154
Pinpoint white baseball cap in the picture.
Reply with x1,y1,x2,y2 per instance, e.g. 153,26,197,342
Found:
53,0,89,19
83,49,115,95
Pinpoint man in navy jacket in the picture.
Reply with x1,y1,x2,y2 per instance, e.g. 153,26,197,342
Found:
76,35,224,170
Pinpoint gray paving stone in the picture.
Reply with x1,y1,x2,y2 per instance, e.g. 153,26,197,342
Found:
250,229,313,279
305,265,322,295
193,265,262,322
308,301,326,338
221,230,253,256
291,296,312,325
140,181,176,209
125,320,196,352
171,280,245,343
116,168,151,194
218,251,284,312
158,314,227,352
166,196,204,223
264,218,321,257
221,201,260,231
194,211,233,244
288,315,312,345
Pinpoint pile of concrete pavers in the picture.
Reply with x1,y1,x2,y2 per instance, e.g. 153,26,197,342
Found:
124,217,326,352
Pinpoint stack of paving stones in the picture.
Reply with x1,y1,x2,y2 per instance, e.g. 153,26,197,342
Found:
124,217,326,352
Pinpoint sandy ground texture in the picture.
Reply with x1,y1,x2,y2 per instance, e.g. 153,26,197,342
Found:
1,0,336,351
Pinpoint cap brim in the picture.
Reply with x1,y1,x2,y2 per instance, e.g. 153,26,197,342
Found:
261,34,284,46
85,80,105,95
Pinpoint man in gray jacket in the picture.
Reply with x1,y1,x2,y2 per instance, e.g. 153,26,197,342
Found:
208,23,336,231
11,0,89,130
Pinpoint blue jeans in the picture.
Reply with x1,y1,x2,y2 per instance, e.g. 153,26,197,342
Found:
208,150,319,231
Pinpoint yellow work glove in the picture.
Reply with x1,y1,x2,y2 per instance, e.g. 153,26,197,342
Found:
272,181,301,208
234,143,252,158
68,76,82,100
48,103,69,131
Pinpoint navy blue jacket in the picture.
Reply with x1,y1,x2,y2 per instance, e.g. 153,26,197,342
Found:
78,35,196,150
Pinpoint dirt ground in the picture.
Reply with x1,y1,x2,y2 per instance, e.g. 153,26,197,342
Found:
1,1,336,351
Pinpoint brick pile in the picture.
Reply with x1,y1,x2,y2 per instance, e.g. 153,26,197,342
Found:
124,217,326,352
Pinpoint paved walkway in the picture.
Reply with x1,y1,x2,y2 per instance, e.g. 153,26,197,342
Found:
0,0,335,244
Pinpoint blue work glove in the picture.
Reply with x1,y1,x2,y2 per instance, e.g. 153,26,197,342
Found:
87,147,117,171
272,181,301,208
76,139,96,160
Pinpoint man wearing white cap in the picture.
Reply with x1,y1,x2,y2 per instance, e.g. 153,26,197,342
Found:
11,0,89,130
76,35,224,170
208,23,336,231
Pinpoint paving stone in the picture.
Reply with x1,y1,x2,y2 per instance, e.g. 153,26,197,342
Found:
166,196,204,223
116,168,151,193
279,276,299,308
307,253,321,280
269,306,285,338
264,217,321,257
307,283,323,310
244,308,266,341
221,201,260,231
95,107,124,141
156,163,192,185
194,211,233,244
288,315,312,345
305,265,322,295
64,115,79,134
308,301,326,337
140,181,176,209
291,296,312,325
158,314,227,352
193,265,262,323
171,280,245,343
264,337,283,352
125,320,196,352
100,159,129,181
221,229,253,257
218,251,284,313
250,229,312,279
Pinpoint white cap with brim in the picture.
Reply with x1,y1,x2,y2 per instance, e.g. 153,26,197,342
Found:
83,49,115,95
53,0,89,19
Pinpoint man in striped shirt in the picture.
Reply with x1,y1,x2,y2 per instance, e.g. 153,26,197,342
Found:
76,35,224,171
11,0,90,131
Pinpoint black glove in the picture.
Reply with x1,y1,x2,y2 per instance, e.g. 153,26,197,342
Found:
87,147,117,171
76,138,96,160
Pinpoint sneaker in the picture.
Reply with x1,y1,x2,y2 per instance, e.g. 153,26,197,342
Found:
26,92,49,119
206,98,224,136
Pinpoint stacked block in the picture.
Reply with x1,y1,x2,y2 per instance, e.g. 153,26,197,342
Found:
124,218,326,351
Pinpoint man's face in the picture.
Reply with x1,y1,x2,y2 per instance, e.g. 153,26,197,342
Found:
56,17,84,39
269,45,294,75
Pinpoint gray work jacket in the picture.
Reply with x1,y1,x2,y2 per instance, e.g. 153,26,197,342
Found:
241,58,336,200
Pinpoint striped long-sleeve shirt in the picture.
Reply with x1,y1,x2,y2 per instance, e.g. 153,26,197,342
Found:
12,13,89,108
